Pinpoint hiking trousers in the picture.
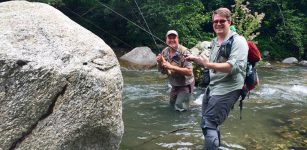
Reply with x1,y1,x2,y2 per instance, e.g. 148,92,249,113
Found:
201,88,241,149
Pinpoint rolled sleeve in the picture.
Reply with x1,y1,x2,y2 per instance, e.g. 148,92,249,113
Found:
227,59,246,74
227,36,248,75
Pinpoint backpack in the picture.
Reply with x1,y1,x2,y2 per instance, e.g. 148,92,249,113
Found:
217,35,261,119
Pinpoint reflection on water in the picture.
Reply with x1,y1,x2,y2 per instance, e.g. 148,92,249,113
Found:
120,65,307,150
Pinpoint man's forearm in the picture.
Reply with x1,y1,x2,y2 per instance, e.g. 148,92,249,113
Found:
169,65,193,76
205,62,232,73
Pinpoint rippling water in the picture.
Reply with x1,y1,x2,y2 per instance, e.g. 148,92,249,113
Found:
120,64,307,150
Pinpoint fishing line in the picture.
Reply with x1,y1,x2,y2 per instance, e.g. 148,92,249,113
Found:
93,0,177,51
63,6,133,48
133,0,159,50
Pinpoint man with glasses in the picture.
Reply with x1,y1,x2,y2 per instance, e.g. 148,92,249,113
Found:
186,8,248,149
156,30,194,112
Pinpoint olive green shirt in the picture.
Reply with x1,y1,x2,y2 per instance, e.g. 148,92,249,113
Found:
209,31,248,96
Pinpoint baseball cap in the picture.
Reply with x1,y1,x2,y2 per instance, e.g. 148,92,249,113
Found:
166,30,178,37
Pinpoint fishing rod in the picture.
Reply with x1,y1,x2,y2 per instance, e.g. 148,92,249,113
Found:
93,0,177,51
131,0,172,73
93,0,184,75
67,0,182,75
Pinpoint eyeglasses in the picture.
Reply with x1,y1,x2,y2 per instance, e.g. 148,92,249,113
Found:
213,19,228,24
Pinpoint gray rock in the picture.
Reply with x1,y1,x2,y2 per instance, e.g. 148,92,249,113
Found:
263,51,270,57
119,46,156,69
189,47,200,56
299,60,307,66
0,1,123,150
258,61,271,67
198,41,212,51
191,41,211,57
265,62,271,66
282,57,298,64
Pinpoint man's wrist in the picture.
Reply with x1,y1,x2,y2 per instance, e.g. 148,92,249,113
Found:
169,65,175,70
204,62,213,69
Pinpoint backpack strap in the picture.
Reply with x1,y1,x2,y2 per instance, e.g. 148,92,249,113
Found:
214,35,236,62
224,35,235,59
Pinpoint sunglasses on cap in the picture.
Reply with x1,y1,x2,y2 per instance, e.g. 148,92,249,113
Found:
213,19,229,24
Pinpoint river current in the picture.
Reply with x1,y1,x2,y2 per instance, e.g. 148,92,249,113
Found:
120,64,307,150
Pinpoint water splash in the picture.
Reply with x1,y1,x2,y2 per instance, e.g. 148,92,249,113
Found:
255,84,307,103
193,94,204,105
157,141,193,148
291,85,307,94
220,141,246,150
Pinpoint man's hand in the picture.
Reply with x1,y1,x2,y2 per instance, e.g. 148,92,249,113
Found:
200,55,209,67
156,54,163,63
184,54,197,62
185,54,209,68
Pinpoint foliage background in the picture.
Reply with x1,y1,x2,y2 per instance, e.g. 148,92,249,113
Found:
1,0,306,60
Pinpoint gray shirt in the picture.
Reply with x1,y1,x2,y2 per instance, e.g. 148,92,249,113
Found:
209,31,248,96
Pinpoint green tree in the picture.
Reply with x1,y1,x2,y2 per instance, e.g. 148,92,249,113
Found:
250,0,307,60
231,0,265,40
275,10,305,58
134,0,211,49
19,0,307,60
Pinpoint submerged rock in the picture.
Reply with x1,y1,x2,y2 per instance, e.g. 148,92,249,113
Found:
0,1,123,150
274,114,307,149
258,60,272,68
119,47,156,69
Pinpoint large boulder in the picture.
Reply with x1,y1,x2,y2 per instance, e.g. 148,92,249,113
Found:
0,1,123,150
119,47,156,69
282,57,298,64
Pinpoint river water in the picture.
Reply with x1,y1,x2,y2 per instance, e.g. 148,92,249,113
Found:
120,64,307,150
